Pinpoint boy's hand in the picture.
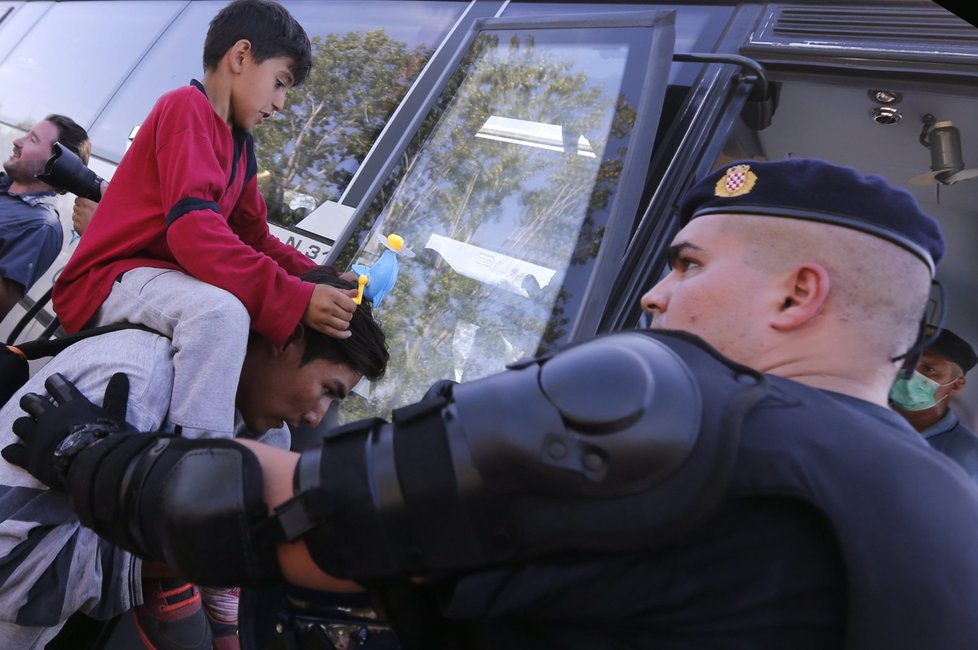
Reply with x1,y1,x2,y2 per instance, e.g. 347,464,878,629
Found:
303,284,358,339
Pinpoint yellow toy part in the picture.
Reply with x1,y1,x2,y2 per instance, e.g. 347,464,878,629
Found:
353,274,369,305
386,234,404,252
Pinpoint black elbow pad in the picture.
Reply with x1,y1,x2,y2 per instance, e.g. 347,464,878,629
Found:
68,435,282,587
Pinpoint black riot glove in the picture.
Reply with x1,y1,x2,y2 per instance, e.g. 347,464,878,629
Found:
3,372,131,490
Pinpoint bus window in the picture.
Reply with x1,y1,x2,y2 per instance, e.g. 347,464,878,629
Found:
254,0,466,228
0,1,184,129
0,2,49,64
89,0,466,225
86,1,226,162
334,12,675,420
502,3,733,86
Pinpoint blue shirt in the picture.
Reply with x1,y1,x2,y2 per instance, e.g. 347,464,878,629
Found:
0,173,62,290
922,409,978,484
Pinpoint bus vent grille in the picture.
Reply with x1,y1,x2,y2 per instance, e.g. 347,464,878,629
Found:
749,6,978,56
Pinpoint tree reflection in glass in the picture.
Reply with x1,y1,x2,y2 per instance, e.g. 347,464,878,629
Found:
255,30,433,226
340,27,641,420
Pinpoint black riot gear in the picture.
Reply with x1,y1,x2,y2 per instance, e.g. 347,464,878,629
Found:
41,330,767,585
286,330,766,579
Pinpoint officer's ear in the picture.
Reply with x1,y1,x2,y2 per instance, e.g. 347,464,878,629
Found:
771,263,830,331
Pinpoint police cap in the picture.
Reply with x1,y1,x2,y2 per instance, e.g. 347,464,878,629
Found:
678,158,945,275
930,327,978,374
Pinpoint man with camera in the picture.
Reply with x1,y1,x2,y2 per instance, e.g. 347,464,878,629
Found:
0,114,91,320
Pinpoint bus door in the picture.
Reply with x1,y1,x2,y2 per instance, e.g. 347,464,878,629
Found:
322,10,679,422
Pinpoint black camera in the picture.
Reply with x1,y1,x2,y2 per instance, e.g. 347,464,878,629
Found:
35,142,106,202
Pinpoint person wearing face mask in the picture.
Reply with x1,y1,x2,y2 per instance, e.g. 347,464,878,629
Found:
890,327,978,482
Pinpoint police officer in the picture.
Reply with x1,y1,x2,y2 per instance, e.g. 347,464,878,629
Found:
890,326,978,481
8,158,978,650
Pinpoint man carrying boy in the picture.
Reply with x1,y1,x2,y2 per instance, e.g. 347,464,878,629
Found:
0,270,388,649
53,0,355,442
50,0,357,645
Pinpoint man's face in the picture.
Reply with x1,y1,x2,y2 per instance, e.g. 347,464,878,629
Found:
237,337,362,433
640,215,779,362
231,51,294,131
4,120,58,183
916,349,964,399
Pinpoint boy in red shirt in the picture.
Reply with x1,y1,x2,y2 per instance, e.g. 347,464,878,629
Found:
54,0,354,439
52,1,354,646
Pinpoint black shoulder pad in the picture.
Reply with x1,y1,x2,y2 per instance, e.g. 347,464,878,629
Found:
295,331,768,580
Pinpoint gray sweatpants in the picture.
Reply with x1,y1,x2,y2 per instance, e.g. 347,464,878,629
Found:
94,267,250,438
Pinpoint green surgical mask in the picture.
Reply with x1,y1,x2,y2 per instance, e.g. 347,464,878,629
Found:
889,371,953,411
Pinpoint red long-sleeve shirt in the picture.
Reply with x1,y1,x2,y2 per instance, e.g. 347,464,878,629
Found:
54,81,319,347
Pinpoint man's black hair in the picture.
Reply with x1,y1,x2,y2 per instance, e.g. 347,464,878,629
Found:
44,114,91,165
203,0,313,86
299,267,389,382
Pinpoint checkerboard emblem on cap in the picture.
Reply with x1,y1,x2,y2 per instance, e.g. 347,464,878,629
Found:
715,164,757,198
679,158,945,275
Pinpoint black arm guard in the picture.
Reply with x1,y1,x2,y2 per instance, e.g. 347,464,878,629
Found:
278,330,767,580
66,434,282,587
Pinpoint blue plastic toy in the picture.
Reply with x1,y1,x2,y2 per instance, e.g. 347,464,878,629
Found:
351,233,414,307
